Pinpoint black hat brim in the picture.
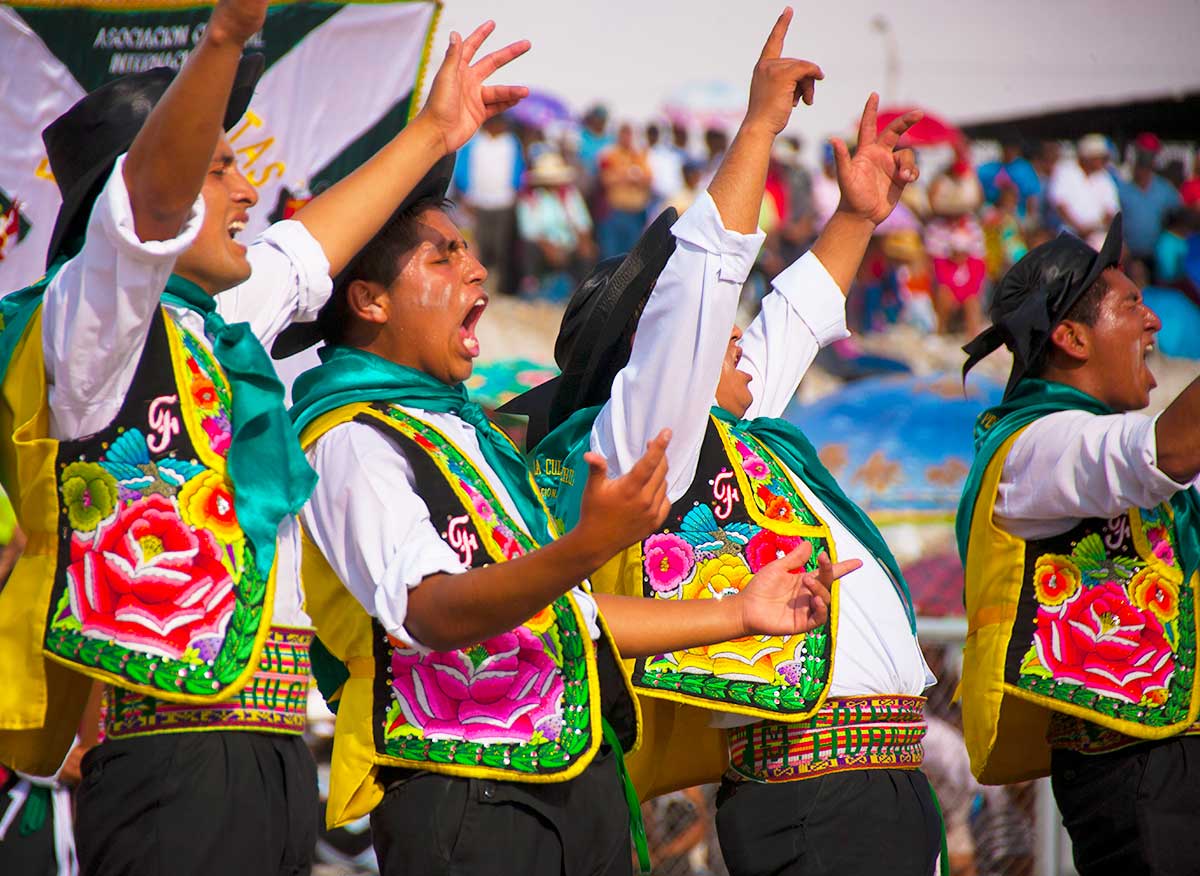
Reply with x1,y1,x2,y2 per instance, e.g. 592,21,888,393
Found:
501,208,679,440
270,152,457,360
45,54,265,268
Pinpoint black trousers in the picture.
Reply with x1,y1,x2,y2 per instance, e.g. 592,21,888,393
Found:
715,768,941,876
371,748,631,876
75,731,318,876
1052,736,1200,875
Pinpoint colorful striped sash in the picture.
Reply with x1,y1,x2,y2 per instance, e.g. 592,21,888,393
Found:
104,626,312,739
727,695,926,783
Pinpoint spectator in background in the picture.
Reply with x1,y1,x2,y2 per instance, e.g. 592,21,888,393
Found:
1118,141,1181,273
701,127,729,183
811,140,841,229
664,158,706,216
597,122,653,258
977,138,1041,220
453,114,524,295
774,134,814,221
578,104,614,179
516,150,596,296
927,143,986,335
982,179,1028,282
1155,206,1197,298
1050,133,1118,248
646,122,685,204
671,121,691,158
1029,139,1064,231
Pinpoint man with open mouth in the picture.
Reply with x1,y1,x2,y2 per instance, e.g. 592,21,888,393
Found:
0,2,531,874
276,23,853,872
958,214,1200,875
505,9,941,875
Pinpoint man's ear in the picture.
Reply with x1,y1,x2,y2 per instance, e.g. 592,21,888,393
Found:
345,279,389,325
1048,320,1090,365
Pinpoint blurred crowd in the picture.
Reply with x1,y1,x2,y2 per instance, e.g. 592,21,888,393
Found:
450,107,1200,346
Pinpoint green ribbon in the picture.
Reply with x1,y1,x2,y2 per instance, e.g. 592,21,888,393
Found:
289,345,553,545
537,404,916,632
601,717,651,875
955,378,1200,581
18,784,50,836
162,275,317,577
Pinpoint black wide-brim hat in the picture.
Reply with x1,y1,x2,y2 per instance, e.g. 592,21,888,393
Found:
496,207,678,445
962,213,1124,397
41,55,265,269
269,153,457,360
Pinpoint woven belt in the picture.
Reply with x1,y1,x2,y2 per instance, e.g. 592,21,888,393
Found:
104,626,313,739
727,695,927,783
1047,711,1200,755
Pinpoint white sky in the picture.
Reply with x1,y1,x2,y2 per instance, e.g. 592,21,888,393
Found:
430,0,1200,146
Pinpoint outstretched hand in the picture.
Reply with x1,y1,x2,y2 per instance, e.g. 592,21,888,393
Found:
207,0,268,46
737,545,861,636
417,21,531,154
832,94,921,226
744,8,824,136
576,429,673,560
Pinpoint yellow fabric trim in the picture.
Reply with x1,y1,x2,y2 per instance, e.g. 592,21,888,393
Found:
960,428,1200,784
0,310,95,774
407,1,444,123
1130,506,1186,585
300,403,611,827
167,319,231,477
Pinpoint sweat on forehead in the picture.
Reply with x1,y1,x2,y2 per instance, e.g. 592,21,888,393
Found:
335,195,454,292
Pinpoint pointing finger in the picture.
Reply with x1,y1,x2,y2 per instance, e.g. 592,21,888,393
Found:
758,7,794,62
857,92,879,150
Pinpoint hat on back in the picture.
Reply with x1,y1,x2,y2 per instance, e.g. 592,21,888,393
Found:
41,55,264,268
962,214,1123,396
496,208,678,445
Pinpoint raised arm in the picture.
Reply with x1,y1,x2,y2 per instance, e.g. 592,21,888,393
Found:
125,0,266,243
1152,375,1200,483
739,95,920,419
592,8,820,498
292,21,530,276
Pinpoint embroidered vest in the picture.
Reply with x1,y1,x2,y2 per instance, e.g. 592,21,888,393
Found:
0,307,278,774
552,415,841,800
961,428,1200,784
298,403,638,828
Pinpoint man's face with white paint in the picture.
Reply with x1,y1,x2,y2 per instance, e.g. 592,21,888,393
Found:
381,208,489,385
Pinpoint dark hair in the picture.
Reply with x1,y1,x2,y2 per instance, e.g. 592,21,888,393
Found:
321,194,452,345
1030,273,1111,376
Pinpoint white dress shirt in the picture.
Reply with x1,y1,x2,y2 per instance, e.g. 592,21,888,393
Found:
301,409,601,652
41,155,333,627
996,409,1199,541
591,191,931,720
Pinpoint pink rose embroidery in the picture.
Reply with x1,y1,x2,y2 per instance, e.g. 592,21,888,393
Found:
202,414,232,457
1146,525,1176,567
66,494,235,659
643,532,695,594
735,441,770,480
390,627,563,744
1033,582,1175,704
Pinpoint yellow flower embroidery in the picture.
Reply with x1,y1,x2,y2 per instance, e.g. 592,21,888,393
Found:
178,471,241,544
1129,567,1179,623
1032,554,1081,607
667,555,804,683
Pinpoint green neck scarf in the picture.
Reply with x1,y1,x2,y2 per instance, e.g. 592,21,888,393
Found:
0,260,66,389
536,404,916,632
955,378,1200,580
290,345,553,545
162,275,317,577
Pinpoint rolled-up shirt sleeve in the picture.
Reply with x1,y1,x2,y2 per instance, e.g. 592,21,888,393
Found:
215,219,333,349
996,409,1199,540
301,423,465,652
42,153,205,440
592,190,765,502
741,252,849,421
